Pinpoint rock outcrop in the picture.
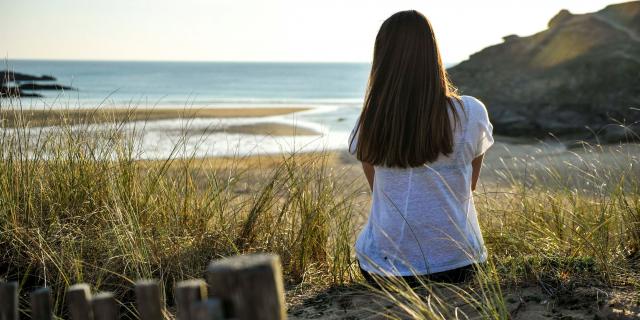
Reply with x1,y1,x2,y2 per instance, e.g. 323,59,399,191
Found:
448,1,640,141
1,70,76,98
1,71,56,83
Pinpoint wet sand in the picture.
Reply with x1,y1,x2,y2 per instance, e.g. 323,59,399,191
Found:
0,107,310,128
184,122,321,136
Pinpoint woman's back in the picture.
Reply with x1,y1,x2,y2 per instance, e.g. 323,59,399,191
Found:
350,95,494,276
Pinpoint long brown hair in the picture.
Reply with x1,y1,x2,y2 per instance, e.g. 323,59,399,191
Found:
351,10,461,168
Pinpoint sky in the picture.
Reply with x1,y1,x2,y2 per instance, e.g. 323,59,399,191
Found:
0,0,630,63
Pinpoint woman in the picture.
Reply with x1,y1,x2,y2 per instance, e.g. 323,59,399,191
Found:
349,10,494,286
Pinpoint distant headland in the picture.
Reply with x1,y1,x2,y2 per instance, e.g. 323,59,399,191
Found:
448,1,640,142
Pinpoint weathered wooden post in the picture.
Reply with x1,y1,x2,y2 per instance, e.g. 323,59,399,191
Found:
135,280,164,320
91,292,119,320
206,253,286,320
67,283,93,320
0,281,19,320
30,287,53,320
189,299,224,320
175,279,207,320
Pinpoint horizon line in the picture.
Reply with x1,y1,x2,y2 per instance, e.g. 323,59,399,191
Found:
3,57,373,64
3,57,463,66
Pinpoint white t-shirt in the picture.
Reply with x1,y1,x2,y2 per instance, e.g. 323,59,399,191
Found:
349,95,494,276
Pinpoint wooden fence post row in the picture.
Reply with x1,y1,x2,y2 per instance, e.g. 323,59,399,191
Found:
0,253,287,320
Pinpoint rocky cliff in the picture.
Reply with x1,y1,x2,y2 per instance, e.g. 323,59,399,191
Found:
448,1,640,141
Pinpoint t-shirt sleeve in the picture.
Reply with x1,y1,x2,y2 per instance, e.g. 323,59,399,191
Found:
347,117,360,155
471,98,494,157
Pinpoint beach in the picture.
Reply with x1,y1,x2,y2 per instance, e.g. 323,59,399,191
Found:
0,106,320,133
4,1,640,317
3,103,639,319
0,105,358,158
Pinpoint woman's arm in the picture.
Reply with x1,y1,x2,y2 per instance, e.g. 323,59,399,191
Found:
362,162,375,191
471,154,484,191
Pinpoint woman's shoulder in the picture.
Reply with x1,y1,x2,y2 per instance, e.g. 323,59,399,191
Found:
459,95,486,111
459,95,489,121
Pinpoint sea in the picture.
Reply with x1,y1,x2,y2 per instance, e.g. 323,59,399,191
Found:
3,60,373,158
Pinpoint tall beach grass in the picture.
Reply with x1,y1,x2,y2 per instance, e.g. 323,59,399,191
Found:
372,140,640,319
0,99,360,316
1,96,639,319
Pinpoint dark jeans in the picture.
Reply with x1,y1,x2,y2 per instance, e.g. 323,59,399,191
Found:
359,264,477,288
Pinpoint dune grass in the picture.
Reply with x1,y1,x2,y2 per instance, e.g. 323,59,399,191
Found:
0,104,360,316
371,142,640,319
1,101,639,319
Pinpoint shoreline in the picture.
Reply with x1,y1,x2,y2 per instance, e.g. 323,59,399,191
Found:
0,106,320,136
0,106,311,128
179,122,321,136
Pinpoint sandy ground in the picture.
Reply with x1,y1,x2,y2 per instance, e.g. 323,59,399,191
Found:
286,283,640,319
182,121,320,136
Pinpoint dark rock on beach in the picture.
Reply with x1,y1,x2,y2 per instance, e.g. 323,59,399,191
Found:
1,70,74,98
1,71,56,84
448,1,640,142
18,83,76,91
0,86,43,98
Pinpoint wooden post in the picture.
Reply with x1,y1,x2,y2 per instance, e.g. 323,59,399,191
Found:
175,279,207,320
67,283,93,320
135,279,163,320
189,299,224,320
206,253,286,320
30,287,53,320
91,292,119,320
0,281,19,320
